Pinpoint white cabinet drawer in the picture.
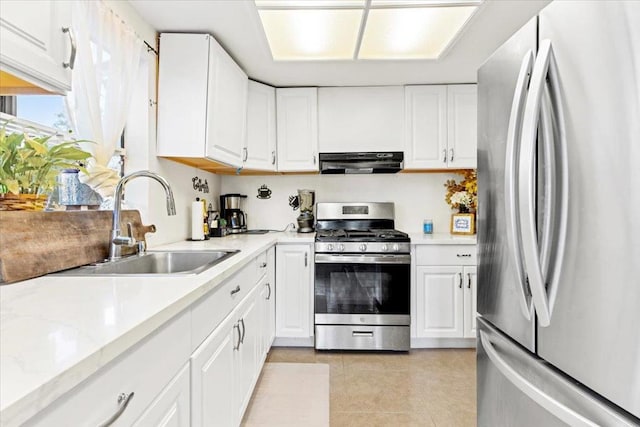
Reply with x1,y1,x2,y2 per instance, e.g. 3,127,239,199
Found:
24,311,190,427
191,263,254,351
415,245,477,266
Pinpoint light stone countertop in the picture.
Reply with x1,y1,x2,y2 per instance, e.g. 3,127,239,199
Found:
0,231,314,426
409,232,477,245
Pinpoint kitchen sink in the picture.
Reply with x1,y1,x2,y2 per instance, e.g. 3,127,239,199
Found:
54,250,240,276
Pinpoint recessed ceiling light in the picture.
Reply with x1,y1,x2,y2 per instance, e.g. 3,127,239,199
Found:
258,9,363,60
359,6,478,59
255,0,482,61
255,0,365,7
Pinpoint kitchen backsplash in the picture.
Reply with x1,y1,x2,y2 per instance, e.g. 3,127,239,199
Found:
220,172,460,233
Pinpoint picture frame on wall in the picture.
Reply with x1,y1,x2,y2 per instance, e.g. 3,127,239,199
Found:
451,213,475,235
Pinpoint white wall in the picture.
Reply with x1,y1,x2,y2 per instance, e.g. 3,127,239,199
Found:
123,52,221,247
114,3,221,247
220,173,460,234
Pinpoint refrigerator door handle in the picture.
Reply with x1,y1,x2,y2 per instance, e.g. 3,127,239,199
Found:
518,40,569,327
479,330,599,427
505,49,535,320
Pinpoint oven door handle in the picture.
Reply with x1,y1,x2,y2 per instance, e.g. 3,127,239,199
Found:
314,254,411,265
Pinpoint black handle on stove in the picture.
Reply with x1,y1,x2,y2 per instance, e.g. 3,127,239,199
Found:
314,254,411,265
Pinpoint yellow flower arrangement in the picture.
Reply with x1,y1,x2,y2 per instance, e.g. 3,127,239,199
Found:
444,170,477,213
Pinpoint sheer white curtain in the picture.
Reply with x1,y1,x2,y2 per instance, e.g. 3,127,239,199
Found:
66,0,142,199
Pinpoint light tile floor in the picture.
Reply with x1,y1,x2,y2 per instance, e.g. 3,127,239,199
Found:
260,347,477,427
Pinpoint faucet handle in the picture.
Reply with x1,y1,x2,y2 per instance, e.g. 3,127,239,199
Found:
113,222,137,247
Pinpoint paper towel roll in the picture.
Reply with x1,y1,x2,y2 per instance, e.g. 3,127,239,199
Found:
192,201,205,240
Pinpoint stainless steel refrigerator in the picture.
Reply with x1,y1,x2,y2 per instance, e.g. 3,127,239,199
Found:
477,1,640,425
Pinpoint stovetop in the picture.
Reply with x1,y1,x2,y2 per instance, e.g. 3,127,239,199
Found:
315,228,409,243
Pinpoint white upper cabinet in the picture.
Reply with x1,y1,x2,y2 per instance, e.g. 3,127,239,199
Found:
245,80,277,171
276,88,319,172
404,84,477,169
0,0,73,93
318,86,404,153
157,33,247,168
404,86,448,168
447,84,477,169
206,39,247,166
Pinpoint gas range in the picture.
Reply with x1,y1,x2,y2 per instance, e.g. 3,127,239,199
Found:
313,202,411,352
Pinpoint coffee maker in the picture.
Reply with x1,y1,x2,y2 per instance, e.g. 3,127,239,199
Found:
288,189,315,233
220,194,247,233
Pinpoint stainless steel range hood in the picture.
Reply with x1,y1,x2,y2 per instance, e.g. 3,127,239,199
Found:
319,152,404,174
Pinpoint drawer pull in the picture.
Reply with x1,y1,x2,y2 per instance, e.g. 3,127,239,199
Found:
98,392,135,427
230,285,241,296
233,323,241,350
266,283,272,300
457,254,472,258
352,331,374,337
259,262,267,268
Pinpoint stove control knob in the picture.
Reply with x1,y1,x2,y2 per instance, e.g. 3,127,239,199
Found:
381,244,388,252
338,244,345,252
359,244,367,252
327,244,334,251
392,244,399,252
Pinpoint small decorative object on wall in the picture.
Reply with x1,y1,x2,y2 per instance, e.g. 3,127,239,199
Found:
444,170,477,234
257,184,272,199
192,176,209,193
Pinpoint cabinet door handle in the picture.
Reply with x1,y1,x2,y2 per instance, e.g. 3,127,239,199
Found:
260,262,267,268
304,252,308,267
98,392,135,427
271,150,276,165
467,273,472,289
266,283,272,300
442,149,447,163
313,154,317,165
233,323,241,350
230,285,241,296
239,318,246,344
458,273,463,289
450,148,455,162
62,27,77,69
243,147,248,162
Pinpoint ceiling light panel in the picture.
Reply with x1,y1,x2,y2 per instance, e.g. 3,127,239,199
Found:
258,9,362,60
255,1,365,8
359,6,477,59
370,0,481,6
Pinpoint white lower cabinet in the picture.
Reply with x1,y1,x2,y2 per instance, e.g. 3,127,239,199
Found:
275,244,313,341
191,312,237,427
133,363,191,427
416,266,465,338
463,266,477,338
236,288,260,420
413,244,477,345
191,252,274,427
22,247,278,427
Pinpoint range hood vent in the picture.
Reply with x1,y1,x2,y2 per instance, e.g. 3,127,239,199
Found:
319,152,404,174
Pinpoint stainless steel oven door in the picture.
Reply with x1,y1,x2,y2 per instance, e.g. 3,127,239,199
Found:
314,253,410,325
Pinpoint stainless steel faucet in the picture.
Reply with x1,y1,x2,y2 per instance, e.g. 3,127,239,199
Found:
109,170,176,261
